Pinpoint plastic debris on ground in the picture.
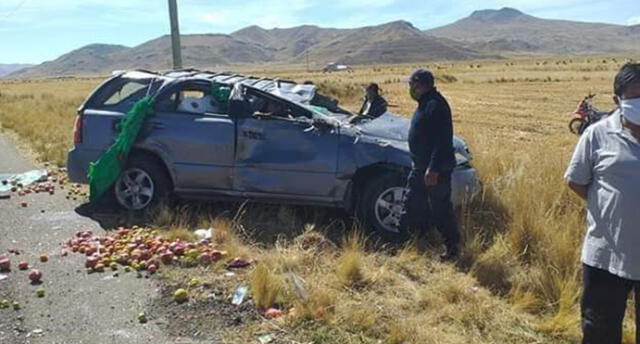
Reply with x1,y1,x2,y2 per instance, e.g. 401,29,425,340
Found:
194,228,213,240
286,272,308,301
0,274,7,282
0,170,47,192
0,167,83,200
231,285,248,306
258,334,274,344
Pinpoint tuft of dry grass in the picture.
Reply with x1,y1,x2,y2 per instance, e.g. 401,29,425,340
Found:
250,263,283,310
336,233,368,288
163,225,197,242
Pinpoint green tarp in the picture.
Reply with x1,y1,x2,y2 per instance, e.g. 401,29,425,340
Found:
88,96,154,202
87,82,231,202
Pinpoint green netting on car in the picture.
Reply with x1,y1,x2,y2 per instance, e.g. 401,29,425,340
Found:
211,83,231,113
88,96,154,202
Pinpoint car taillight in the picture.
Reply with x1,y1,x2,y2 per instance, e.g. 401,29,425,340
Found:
73,114,83,144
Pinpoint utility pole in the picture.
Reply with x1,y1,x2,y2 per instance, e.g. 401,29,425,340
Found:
168,0,182,70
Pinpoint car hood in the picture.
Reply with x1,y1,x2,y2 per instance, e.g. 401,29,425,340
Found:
351,112,473,165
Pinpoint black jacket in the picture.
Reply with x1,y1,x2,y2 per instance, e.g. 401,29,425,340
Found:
408,88,456,173
358,95,388,118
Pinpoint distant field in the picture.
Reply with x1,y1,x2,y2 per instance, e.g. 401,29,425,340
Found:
1,56,638,343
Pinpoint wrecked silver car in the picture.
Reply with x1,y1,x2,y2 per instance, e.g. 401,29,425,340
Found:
67,70,479,240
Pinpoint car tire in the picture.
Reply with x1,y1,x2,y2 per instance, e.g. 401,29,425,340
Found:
113,156,172,211
358,172,409,244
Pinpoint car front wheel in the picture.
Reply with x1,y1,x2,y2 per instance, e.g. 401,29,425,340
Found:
114,157,171,211
358,173,409,243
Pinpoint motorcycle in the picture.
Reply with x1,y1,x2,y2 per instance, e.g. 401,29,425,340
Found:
568,93,611,135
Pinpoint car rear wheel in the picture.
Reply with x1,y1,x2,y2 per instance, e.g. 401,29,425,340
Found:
114,157,171,211
358,173,409,243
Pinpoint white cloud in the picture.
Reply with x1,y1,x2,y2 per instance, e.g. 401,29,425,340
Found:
628,15,640,25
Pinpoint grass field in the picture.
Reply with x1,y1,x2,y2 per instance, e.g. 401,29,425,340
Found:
1,56,638,343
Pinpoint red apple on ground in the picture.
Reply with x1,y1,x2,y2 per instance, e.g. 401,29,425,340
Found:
28,269,42,284
0,255,10,272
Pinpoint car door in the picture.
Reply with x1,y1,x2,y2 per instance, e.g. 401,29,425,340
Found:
140,80,235,191
233,89,340,199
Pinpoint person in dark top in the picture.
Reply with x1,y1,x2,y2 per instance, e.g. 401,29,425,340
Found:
399,69,460,261
358,83,388,118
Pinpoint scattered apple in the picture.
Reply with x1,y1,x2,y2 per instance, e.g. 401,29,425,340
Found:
36,287,45,298
314,306,326,319
188,278,200,288
0,299,9,309
39,254,48,263
0,255,10,272
18,260,29,270
137,311,148,324
28,269,42,284
85,256,99,268
198,252,211,266
173,288,188,303
160,251,175,264
264,308,282,319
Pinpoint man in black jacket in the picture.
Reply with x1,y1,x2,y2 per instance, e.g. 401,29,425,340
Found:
358,83,388,118
399,69,460,261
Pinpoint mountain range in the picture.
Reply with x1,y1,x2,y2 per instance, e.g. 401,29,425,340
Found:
8,8,640,78
0,64,34,77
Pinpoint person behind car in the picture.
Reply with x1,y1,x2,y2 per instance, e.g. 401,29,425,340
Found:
399,69,459,261
177,94,219,114
254,99,286,118
565,62,640,344
357,83,388,119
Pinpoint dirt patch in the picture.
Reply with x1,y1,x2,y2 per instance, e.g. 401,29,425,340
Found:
151,280,261,342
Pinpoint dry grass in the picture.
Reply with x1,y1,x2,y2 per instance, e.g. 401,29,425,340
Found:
2,55,640,343
250,263,283,309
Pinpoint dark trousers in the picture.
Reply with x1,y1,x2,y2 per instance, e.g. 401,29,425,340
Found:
582,264,640,344
399,169,459,248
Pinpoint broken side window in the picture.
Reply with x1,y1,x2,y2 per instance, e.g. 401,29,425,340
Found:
155,82,228,116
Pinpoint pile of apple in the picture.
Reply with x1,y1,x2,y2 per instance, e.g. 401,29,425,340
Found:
63,226,234,274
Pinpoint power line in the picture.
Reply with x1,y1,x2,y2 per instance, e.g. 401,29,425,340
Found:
1,0,28,20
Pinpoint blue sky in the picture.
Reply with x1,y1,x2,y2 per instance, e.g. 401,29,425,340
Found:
1,0,639,64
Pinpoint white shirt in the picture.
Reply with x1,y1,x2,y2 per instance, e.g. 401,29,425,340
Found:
565,110,640,280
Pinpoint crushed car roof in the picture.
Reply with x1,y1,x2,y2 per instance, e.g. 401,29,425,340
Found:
114,69,316,103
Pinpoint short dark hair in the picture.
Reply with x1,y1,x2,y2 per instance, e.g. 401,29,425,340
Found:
614,62,640,97
366,83,379,92
409,69,435,87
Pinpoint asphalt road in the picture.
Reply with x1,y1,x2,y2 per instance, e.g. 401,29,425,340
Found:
0,134,171,344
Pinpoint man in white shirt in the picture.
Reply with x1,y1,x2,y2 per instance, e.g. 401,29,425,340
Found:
565,62,640,344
